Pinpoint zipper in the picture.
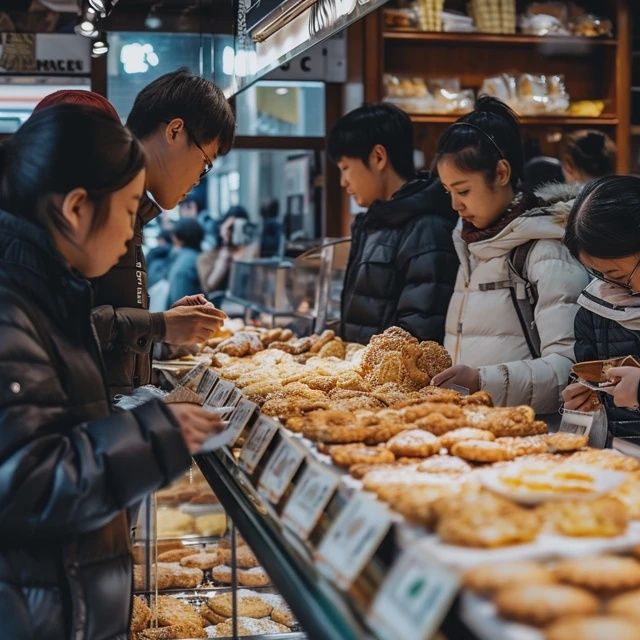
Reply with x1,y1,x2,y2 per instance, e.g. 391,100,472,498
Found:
454,279,469,364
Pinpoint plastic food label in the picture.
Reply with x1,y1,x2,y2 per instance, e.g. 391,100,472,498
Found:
196,369,219,399
239,415,280,474
225,398,258,448
368,546,459,640
282,461,340,539
258,437,306,504
316,493,392,589
559,408,595,437
205,380,236,408
227,387,243,407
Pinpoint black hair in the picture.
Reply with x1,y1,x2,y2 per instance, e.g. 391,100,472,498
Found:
328,103,415,180
224,205,249,221
126,68,235,155
434,96,523,188
523,156,564,192
562,129,616,179
564,175,640,259
0,104,144,239
158,229,173,244
173,217,204,251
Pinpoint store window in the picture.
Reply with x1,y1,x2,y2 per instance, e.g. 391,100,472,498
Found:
235,81,325,137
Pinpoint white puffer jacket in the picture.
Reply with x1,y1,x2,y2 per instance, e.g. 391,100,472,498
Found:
443,183,590,413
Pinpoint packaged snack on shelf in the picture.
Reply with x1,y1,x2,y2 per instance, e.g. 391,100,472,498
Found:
441,10,475,33
416,0,444,32
383,6,419,29
383,74,433,113
568,100,605,117
571,13,613,38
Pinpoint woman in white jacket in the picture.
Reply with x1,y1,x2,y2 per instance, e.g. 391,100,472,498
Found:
432,97,589,415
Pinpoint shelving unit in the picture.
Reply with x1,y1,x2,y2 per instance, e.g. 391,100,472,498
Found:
363,0,631,172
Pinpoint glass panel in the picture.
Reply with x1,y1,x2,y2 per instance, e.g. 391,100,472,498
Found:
236,80,325,137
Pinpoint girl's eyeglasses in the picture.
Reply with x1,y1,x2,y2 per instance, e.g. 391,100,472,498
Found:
586,257,640,293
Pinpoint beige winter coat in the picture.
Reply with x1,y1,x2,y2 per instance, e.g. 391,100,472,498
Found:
443,184,590,413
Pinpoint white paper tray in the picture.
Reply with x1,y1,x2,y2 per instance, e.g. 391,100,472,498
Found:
413,521,640,570
460,592,542,640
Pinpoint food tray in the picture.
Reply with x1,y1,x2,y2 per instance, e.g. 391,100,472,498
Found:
413,521,640,571
460,591,542,640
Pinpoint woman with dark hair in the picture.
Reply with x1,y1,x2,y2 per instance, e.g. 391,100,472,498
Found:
432,97,589,415
562,175,640,442
0,105,221,639
561,129,616,183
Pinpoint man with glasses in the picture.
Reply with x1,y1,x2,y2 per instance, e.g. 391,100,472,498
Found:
35,69,235,397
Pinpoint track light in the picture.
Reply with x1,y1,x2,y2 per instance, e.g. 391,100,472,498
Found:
92,34,109,58
75,19,98,38
87,0,119,18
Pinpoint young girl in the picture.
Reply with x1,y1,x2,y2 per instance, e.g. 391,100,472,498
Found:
560,129,616,183
432,97,589,415
0,105,221,639
562,175,640,442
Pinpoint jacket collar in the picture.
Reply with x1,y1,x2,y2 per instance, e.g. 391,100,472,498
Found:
578,279,640,331
364,171,455,228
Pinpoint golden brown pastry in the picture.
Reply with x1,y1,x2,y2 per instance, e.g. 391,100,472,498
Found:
330,443,396,467
200,604,228,626
179,551,222,570
219,546,259,568
207,591,271,618
463,561,556,595
544,433,588,452
439,428,495,450
131,596,152,632
213,617,290,637
156,548,196,564
545,616,639,640
386,429,440,458
450,439,515,463
539,497,629,537
554,555,640,592
569,449,640,472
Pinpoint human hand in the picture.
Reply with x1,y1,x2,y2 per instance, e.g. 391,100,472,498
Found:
167,403,224,454
606,366,640,409
431,365,480,393
163,304,226,345
171,294,212,308
561,382,600,412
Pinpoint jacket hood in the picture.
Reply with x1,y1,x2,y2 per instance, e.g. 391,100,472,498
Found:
578,279,640,331
366,171,455,228
455,181,583,260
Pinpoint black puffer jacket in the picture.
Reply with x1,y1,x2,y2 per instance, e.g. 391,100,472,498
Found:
0,210,191,640
340,172,458,344
574,305,640,443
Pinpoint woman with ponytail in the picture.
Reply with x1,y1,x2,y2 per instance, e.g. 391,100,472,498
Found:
0,106,221,639
561,129,616,183
432,97,589,416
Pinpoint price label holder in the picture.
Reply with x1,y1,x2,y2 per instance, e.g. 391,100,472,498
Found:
179,361,208,391
282,461,340,540
559,408,595,438
196,369,219,399
205,379,236,408
239,415,280,475
315,492,392,590
224,398,258,449
368,546,460,640
227,387,243,407
258,437,306,505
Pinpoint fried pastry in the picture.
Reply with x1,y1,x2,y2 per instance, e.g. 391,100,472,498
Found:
569,449,640,472
309,330,336,353
131,595,152,632
155,595,203,628
156,548,197,564
319,338,346,359
180,552,222,570
554,555,640,592
219,546,259,568
611,472,640,519
416,455,472,474
450,439,515,463
463,561,555,595
544,433,588,453
207,590,271,618
607,589,640,619
545,616,639,640
200,604,228,626
138,624,206,639
213,617,290,637
386,429,440,458
540,497,629,537
439,428,495,450
496,435,549,457
459,391,493,407
494,584,598,626
330,443,396,467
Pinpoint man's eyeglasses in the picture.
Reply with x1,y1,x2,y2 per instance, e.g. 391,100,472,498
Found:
586,256,640,293
184,124,213,179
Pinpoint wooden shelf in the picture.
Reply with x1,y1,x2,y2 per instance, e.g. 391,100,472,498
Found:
409,114,619,126
383,30,618,46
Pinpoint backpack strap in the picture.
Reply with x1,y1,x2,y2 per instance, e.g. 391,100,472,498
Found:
507,240,541,359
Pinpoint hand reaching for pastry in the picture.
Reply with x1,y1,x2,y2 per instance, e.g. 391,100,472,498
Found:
168,403,225,454
431,364,480,393
561,382,600,412
606,366,640,409
171,294,212,308
163,303,227,345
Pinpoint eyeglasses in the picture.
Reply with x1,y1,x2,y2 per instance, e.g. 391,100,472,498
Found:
586,256,640,293
184,125,214,179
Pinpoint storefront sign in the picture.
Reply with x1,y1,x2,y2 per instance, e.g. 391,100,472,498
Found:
316,493,392,589
258,437,306,503
239,415,280,474
0,34,90,75
205,380,236,408
282,460,340,539
368,546,459,640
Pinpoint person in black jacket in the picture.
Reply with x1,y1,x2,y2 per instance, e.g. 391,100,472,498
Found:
0,106,222,639
563,176,640,443
328,103,458,344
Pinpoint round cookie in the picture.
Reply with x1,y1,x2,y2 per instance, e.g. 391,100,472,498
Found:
545,432,588,452
439,428,495,450
554,555,640,592
545,615,639,640
220,546,259,569
450,439,515,463
330,444,396,468
495,584,599,626
157,548,197,563
207,590,271,618
239,567,270,587
463,561,556,595
386,429,440,458
607,589,640,620
180,552,222,570
416,455,472,474
200,604,228,626
495,435,549,457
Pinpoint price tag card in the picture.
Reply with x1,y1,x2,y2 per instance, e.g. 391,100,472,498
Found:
559,408,595,437
282,461,340,539
196,369,219,398
315,493,392,589
224,398,258,448
227,387,243,407
239,415,280,475
368,547,460,640
179,362,208,391
258,437,306,504
205,380,236,408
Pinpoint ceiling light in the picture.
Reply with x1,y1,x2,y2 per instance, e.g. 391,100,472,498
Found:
91,34,109,58
275,88,289,95
87,0,119,18
75,19,98,37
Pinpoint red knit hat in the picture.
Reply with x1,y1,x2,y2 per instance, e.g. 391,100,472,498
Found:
33,90,120,122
